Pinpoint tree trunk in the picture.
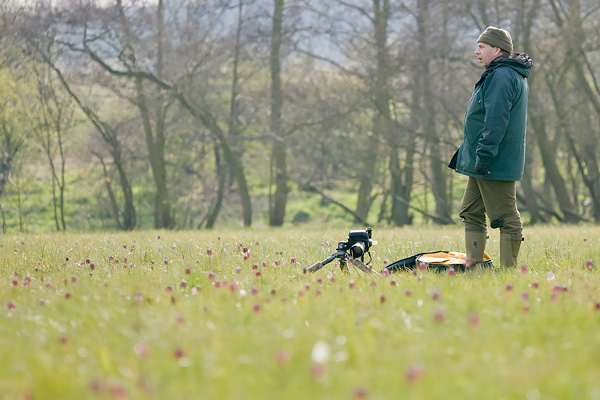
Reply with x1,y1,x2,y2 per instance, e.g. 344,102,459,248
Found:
114,160,136,230
0,203,5,234
270,142,287,226
528,95,581,223
97,155,123,230
204,0,244,229
42,120,67,231
0,75,23,213
513,0,545,223
417,0,452,225
269,0,287,226
356,0,390,224
204,141,226,229
116,0,171,229
153,1,171,229
49,158,60,231
0,152,14,199
355,138,378,223
390,136,415,226
519,161,548,224
204,0,244,230
389,148,403,224
58,134,66,230
15,175,23,232
148,135,171,229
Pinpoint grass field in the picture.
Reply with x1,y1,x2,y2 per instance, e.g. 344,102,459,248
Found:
1,225,600,400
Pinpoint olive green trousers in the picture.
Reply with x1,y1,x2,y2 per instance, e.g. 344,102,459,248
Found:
459,176,523,263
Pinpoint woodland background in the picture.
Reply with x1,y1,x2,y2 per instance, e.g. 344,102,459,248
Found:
0,0,599,232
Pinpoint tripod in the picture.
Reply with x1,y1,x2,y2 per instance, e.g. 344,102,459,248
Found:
307,241,380,275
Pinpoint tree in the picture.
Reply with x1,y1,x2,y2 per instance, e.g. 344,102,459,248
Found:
268,0,288,226
112,0,172,228
414,0,453,224
0,63,37,233
546,0,600,221
205,0,245,229
30,62,73,231
0,69,26,202
50,63,138,231
0,9,28,210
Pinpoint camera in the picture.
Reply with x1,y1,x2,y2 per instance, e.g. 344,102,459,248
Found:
307,228,378,274
339,228,376,260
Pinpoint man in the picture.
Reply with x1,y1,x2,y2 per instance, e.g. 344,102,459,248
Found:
450,26,533,267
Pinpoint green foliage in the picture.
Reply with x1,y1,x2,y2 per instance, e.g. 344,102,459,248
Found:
1,226,600,399
0,68,35,122
0,167,146,232
0,67,36,165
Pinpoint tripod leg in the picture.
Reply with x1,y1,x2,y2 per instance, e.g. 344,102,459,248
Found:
339,258,348,273
307,252,340,273
352,258,381,276
307,262,324,273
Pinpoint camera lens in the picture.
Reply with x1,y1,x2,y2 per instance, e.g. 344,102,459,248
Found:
351,242,365,258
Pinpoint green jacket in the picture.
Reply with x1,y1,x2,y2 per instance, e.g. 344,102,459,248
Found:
455,53,533,181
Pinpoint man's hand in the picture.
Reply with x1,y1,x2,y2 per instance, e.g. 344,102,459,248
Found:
475,161,490,176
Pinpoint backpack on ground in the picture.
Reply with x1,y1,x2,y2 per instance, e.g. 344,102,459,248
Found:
383,250,494,273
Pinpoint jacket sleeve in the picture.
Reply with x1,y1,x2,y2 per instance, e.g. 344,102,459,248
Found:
476,68,516,165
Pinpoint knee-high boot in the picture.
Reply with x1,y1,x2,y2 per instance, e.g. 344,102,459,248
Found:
465,230,487,264
500,234,523,267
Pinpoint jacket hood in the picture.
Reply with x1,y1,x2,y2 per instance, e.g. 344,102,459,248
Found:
475,53,533,87
489,53,533,78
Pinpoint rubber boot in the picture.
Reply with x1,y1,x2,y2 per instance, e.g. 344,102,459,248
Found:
465,230,487,265
500,234,523,267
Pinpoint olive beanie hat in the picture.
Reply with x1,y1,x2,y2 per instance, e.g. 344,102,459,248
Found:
477,26,513,53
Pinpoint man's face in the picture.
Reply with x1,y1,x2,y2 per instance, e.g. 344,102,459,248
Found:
475,42,501,68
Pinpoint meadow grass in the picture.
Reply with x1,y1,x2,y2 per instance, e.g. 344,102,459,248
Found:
1,225,600,400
